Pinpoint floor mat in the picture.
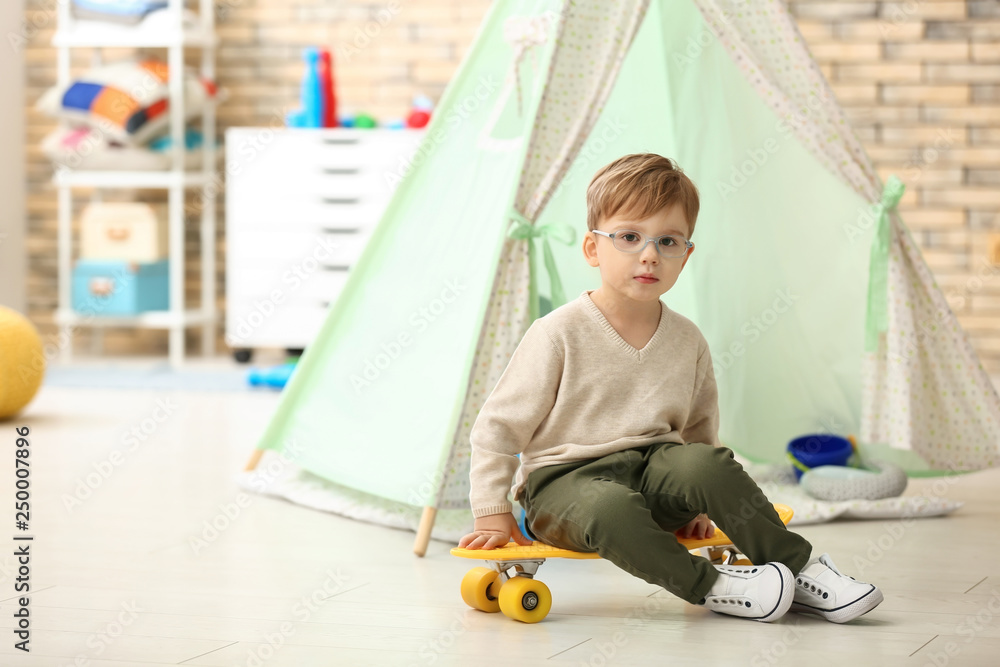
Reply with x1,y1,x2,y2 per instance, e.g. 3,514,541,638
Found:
44,363,256,393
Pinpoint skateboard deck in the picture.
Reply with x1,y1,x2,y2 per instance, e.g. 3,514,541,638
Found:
451,503,793,623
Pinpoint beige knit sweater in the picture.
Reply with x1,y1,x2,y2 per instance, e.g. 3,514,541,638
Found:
469,290,721,518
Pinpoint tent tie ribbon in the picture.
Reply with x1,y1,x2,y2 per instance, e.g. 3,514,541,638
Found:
507,208,576,316
502,12,556,115
864,175,905,352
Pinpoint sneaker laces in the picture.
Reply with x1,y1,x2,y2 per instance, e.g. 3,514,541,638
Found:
818,554,858,581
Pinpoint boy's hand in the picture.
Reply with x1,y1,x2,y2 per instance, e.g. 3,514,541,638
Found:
675,513,715,540
458,512,533,550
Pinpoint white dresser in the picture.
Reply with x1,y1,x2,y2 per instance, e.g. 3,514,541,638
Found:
225,128,423,361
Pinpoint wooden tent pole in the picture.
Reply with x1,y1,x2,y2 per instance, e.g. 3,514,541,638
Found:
413,506,437,557
244,448,265,471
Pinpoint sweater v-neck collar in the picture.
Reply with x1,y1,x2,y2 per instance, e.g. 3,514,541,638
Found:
581,290,668,360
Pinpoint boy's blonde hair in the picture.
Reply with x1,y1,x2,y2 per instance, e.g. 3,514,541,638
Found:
586,154,700,238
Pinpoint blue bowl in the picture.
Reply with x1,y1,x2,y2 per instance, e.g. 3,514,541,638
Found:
787,434,853,480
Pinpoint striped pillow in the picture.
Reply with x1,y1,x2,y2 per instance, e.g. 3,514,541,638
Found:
37,59,217,146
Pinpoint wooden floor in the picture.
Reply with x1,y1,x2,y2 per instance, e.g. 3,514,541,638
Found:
2,372,999,666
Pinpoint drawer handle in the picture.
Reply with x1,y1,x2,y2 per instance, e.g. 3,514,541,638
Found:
321,227,360,234
320,167,360,175
321,265,350,272
320,138,360,145
320,197,361,205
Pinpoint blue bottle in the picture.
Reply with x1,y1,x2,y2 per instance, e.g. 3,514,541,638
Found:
301,47,323,128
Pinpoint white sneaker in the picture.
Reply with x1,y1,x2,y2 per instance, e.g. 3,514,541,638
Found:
791,553,883,623
698,562,794,622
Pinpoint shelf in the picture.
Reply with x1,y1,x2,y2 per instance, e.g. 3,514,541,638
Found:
54,170,212,188
52,3,219,366
52,18,216,48
55,308,216,329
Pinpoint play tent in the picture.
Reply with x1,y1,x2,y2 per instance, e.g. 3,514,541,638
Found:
245,0,1000,554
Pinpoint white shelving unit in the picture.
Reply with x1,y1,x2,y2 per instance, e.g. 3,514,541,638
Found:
52,0,218,367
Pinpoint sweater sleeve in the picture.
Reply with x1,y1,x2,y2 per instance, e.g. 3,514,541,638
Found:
682,343,721,448
468,320,562,518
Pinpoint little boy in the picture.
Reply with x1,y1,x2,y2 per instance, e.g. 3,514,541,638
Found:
458,154,883,623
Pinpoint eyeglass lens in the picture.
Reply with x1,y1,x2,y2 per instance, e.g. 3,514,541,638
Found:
614,231,688,257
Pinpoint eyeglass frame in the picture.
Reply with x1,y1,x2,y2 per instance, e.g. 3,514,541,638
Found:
591,229,694,258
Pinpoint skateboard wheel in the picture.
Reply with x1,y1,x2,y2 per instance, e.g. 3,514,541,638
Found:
460,567,501,613
498,576,552,623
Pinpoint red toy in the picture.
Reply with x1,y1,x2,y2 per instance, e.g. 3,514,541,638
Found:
318,48,338,128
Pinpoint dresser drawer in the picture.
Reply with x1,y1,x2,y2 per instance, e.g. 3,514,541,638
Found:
230,265,351,304
227,192,389,229
226,302,329,349
225,128,424,350
235,161,400,198
230,229,371,268
229,129,421,172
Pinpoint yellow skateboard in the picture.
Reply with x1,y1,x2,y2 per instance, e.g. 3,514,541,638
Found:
451,503,793,623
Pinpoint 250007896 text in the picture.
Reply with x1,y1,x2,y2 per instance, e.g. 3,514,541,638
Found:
13,425,32,653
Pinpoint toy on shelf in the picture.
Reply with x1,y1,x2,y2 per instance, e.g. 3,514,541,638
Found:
286,47,322,128
247,358,299,390
353,113,377,128
287,47,340,128
406,94,434,128
318,49,338,128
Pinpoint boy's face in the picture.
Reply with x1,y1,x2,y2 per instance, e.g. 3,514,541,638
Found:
582,203,695,305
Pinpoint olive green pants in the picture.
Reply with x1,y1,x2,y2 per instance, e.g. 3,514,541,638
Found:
520,442,812,604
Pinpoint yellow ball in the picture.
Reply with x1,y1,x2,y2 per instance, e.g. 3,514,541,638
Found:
0,306,45,420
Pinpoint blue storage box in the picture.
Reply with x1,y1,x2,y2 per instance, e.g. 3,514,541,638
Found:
72,259,169,316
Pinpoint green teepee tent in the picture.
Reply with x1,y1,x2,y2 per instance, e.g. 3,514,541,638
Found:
246,0,1000,553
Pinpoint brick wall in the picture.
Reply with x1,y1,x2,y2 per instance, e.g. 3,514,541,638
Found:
20,0,1000,371
789,0,1000,372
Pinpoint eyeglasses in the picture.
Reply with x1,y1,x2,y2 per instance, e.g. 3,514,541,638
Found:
591,229,693,258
